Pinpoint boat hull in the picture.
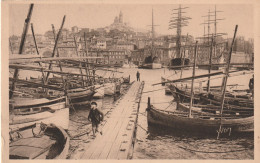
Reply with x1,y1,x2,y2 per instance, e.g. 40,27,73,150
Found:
104,83,116,96
169,58,190,70
9,123,69,159
67,87,95,106
93,85,105,99
138,63,162,69
10,107,70,130
147,106,254,136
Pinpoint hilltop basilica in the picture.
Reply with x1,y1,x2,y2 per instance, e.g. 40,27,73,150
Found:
106,11,132,31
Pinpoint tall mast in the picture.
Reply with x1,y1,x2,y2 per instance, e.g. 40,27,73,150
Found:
203,19,206,43
200,5,226,61
152,8,154,57
10,4,34,99
177,5,182,58
169,5,191,58
19,4,34,54
214,5,217,39
217,25,238,139
147,8,159,58
189,41,198,118
209,5,225,56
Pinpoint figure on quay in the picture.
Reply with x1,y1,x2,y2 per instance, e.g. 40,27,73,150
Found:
136,71,140,81
249,74,254,98
88,101,104,137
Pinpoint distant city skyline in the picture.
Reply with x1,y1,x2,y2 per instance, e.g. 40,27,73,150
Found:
9,3,254,39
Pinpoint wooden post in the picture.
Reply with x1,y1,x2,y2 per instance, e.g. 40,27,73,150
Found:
180,33,189,79
84,32,88,56
51,24,61,57
31,23,46,85
19,4,34,54
51,24,65,90
9,4,34,99
207,34,214,92
217,25,238,139
83,33,92,85
45,15,66,82
30,23,39,54
189,41,198,118
148,97,151,109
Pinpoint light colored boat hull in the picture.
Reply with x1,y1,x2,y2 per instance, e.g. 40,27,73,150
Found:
104,83,116,96
10,107,70,130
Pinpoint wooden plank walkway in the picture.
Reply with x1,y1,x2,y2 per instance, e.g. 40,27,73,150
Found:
80,81,144,159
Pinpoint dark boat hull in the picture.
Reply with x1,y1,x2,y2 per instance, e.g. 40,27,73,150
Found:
171,85,254,112
169,58,190,70
170,85,201,104
147,106,254,136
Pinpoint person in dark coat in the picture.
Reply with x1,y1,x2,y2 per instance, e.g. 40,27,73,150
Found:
136,71,140,81
249,75,254,97
88,101,104,137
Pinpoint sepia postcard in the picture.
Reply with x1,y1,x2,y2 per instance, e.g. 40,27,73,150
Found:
1,0,260,162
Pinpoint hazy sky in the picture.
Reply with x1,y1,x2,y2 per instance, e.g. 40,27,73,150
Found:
9,3,254,39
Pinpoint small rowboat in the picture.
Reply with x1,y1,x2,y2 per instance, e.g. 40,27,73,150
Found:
9,123,70,159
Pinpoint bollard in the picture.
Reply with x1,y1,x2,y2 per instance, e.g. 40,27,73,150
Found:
148,97,151,108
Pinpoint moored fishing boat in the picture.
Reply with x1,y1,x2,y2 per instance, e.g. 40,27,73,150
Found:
146,101,254,136
138,61,162,69
93,84,105,99
67,86,96,106
169,58,190,70
165,83,173,95
9,96,69,130
9,123,70,159
104,82,116,96
171,84,254,109
177,102,254,117
199,91,253,108
123,75,130,84
169,84,202,104
138,10,162,70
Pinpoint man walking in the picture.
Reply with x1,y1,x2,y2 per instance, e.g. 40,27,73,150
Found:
88,101,104,137
136,71,140,81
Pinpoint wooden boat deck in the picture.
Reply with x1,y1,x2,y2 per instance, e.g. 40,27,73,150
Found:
10,135,55,159
80,81,144,159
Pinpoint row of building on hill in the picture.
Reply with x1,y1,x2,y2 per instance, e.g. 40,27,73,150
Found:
9,11,254,66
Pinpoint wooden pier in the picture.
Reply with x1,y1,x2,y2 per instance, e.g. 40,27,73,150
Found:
80,81,144,159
